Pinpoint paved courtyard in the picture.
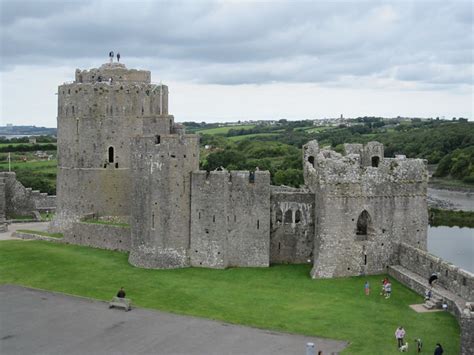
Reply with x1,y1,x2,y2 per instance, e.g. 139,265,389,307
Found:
0,285,347,355
0,222,50,241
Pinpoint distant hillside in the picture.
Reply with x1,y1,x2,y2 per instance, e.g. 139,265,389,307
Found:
0,125,57,137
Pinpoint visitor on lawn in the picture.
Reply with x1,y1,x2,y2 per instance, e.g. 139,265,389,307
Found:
395,326,405,348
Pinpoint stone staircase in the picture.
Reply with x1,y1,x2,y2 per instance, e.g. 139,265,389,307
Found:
423,293,443,310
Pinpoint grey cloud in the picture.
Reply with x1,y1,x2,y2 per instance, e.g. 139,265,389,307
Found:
0,0,472,88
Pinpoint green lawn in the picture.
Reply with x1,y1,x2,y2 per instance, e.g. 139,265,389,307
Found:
0,241,459,354
196,124,255,134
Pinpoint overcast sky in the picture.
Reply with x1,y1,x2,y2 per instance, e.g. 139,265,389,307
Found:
1,0,472,127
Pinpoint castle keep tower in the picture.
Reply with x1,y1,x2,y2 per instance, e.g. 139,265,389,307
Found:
53,63,174,230
304,140,428,278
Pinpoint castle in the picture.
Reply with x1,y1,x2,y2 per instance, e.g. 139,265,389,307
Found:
51,63,429,278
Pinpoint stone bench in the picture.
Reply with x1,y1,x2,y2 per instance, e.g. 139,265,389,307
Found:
109,297,132,311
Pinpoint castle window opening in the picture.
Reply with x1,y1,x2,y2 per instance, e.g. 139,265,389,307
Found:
356,210,370,237
463,277,467,286
284,210,293,224
115,163,119,168
72,106,75,115
155,135,161,144
371,156,380,167
213,215,215,223
308,156,315,168
295,210,301,223
108,147,114,163
151,212,155,229
276,209,283,223
198,212,201,219
364,254,367,265
257,220,260,229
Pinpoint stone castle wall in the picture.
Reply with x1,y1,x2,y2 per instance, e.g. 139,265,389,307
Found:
1,172,56,218
398,242,473,300
306,141,428,278
64,222,131,252
270,186,314,264
190,170,271,268
129,134,200,269
0,175,6,231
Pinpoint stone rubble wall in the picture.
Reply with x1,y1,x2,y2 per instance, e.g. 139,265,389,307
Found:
129,134,200,269
1,172,56,218
64,222,131,252
191,170,271,268
398,242,474,300
0,176,7,231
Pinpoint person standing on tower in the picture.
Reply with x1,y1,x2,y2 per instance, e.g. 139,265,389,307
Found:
109,51,114,63
117,52,121,62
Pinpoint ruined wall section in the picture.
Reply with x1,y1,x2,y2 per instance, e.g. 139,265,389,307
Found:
306,141,428,278
1,172,56,218
53,63,172,231
270,186,314,264
190,170,271,268
129,134,200,269
65,222,131,252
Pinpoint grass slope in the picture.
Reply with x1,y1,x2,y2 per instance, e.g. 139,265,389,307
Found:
196,124,255,134
0,241,460,354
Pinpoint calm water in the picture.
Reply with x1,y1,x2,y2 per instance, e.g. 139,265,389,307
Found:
428,226,474,273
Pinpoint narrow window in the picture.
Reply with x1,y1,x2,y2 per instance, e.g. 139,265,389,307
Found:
234,215,236,222
151,212,155,229
364,254,367,265
371,156,380,167
308,156,315,167
115,162,119,168
108,147,114,163
198,212,201,219
257,220,260,229
72,106,75,115
155,135,160,144
276,208,283,223
284,210,293,224
463,277,467,286
213,215,215,223
295,210,301,223
356,210,370,236
141,106,144,115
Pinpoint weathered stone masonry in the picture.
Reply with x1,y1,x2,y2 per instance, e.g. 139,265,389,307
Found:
47,63,472,354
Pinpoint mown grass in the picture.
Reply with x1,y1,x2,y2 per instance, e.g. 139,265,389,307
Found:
196,124,255,135
16,230,64,238
0,241,459,354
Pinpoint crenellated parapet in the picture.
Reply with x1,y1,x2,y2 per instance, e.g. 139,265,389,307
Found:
75,63,151,84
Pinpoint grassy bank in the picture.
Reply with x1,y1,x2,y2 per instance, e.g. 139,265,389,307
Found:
16,230,64,238
429,208,474,228
0,241,459,354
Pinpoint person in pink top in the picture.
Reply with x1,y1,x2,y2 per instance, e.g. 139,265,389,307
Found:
395,326,406,348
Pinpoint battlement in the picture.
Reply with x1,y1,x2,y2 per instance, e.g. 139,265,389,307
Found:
304,140,428,187
74,63,151,84
192,170,270,187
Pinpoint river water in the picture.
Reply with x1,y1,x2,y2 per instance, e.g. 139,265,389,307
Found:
428,226,474,273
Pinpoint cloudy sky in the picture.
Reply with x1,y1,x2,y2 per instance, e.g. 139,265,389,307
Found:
1,0,472,127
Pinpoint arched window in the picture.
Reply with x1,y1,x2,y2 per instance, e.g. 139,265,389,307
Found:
284,210,293,224
276,208,283,223
371,156,380,167
308,156,315,168
356,210,371,236
295,210,301,223
108,146,114,163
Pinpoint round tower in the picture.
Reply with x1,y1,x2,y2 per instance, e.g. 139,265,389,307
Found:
52,62,174,231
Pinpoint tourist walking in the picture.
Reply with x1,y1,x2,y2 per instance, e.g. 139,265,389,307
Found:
364,281,370,296
395,326,405,348
384,280,392,298
117,52,121,62
109,51,114,63
434,343,443,355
